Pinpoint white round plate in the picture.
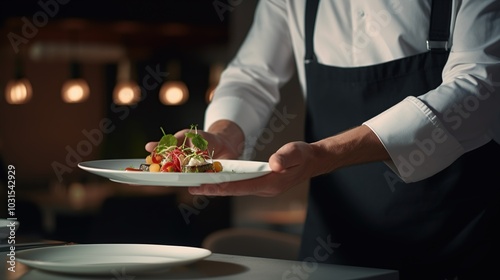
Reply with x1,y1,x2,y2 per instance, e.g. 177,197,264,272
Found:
78,159,271,186
16,244,211,275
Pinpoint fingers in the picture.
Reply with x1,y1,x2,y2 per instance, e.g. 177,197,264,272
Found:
188,173,285,197
146,129,188,153
188,181,257,197
174,128,201,146
147,129,191,151
188,185,272,197
174,129,190,139
187,141,312,197
145,142,158,152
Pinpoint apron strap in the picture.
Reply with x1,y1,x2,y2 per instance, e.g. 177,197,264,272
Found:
304,0,320,64
304,0,453,61
427,0,453,51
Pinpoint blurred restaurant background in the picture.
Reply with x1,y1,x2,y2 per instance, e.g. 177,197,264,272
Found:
0,0,308,254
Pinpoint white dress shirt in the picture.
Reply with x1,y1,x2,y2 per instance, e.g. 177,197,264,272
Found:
204,0,500,183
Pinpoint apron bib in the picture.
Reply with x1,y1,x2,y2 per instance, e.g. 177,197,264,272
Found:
301,1,500,279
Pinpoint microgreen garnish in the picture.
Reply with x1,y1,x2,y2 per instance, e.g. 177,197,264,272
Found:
128,125,222,173
155,125,210,159
155,127,177,154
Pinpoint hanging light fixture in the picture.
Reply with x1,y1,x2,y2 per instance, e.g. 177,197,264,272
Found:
5,56,32,105
206,62,224,104
60,26,90,104
159,60,189,106
113,58,140,105
61,62,90,103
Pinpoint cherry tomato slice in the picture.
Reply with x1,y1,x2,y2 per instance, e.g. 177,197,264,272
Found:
151,152,162,164
125,167,142,172
161,162,175,172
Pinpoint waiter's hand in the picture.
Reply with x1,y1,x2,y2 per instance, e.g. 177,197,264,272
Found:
188,141,315,197
145,129,241,160
187,124,390,197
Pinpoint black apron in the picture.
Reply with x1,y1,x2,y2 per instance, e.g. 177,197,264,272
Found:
301,1,500,279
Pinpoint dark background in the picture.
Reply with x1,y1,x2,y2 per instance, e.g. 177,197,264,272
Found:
0,0,233,247
0,0,308,248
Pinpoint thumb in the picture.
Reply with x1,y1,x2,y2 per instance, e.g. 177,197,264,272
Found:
268,142,302,172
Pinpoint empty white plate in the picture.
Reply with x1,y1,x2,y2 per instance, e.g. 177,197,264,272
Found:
16,244,212,275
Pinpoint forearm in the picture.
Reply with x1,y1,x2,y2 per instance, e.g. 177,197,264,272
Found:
309,125,390,177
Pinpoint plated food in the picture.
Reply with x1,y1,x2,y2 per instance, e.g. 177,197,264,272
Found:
125,125,223,173
78,125,272,186
79,159,271,186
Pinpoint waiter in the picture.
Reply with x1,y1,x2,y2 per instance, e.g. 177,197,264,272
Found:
147,1,500,279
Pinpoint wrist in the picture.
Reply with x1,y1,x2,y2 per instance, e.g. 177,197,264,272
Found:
207,120,245,158
310,125,390,176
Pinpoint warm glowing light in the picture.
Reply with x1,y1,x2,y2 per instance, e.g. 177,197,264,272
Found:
5,78,32,104
166,87,183,103
118,87,134,103
113,81,140,105
61,79,90,103
67,85,84,100
159,81,189,105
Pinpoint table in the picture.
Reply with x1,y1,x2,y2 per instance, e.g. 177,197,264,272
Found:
2,249,398,280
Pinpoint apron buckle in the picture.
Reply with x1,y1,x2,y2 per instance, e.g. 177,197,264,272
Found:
426,40,449,51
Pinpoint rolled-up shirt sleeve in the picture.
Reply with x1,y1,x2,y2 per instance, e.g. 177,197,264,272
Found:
365,0,500,183
204,0,295,158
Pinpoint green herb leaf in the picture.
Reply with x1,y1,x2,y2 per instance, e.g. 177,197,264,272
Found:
184,132,208,151
158,134,177,148
191,134,208,151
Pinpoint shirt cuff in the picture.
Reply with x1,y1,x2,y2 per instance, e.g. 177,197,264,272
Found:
363,96,465,183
